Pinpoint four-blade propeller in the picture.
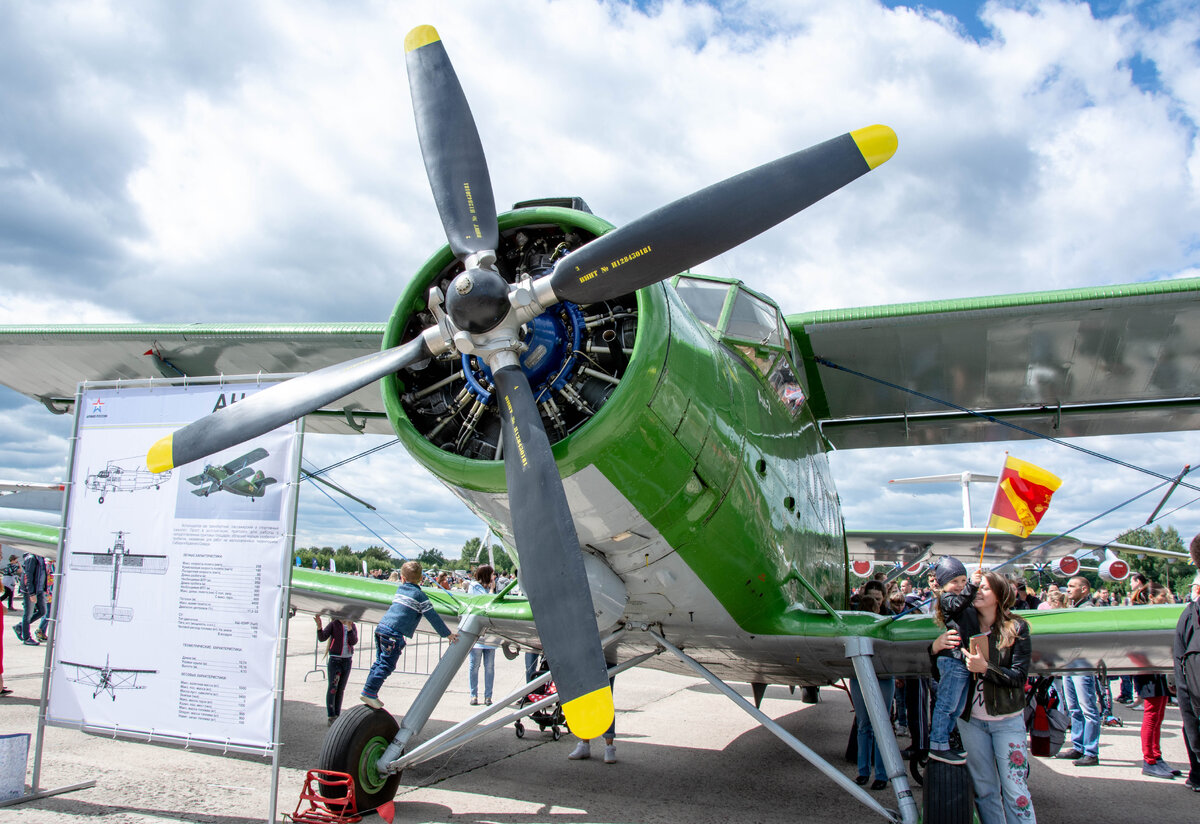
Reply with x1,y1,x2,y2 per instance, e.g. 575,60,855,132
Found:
146,24,896,741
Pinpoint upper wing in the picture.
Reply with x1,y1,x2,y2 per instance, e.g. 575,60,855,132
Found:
788,277,1200,449
0,323,389,436
223,448,269,474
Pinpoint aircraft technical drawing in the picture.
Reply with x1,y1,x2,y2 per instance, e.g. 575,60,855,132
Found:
68,530,169,622
184,447,276,500
85,459,171,504
2,24,1199,824
59,655,156,700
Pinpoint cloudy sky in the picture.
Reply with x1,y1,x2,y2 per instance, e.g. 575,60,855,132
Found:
2,0,1199,560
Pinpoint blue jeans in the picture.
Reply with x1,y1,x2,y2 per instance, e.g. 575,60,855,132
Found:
20,592,46,640
361,630,405,699
1117,675,1133,702
958,713,1036,823
931,656,970,750
1061,673,1100,757
849,676,896,781
469,647,495,700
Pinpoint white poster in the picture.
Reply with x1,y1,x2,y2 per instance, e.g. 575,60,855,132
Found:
47,381,299,750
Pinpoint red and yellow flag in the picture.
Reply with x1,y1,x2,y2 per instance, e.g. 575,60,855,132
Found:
987,456,1062,538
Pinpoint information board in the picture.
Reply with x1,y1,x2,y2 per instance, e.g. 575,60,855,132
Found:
47,381,299,750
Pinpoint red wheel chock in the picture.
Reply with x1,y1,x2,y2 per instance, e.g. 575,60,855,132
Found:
287,770,363,823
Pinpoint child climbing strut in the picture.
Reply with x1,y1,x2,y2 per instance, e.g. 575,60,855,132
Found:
361,560,458,709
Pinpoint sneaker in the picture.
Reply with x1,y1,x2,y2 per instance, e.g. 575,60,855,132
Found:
11,625,23,642
567,740,591,760
484,698,492,706
35,630,47,642
1184,778,1200,792
327,717,336,727
1116,695,1132,704
929,746,967,766
604,744,617,764
1142,760,1176,779
896,724,909,738
870,779,888,790
470,697,479,706
23,639,40,646
1073,754,1099,767
854,775,869,786
360,694,384,709
1055,748,1084,760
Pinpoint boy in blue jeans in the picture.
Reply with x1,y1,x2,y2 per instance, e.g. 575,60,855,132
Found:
361,561,458,709
929,556,978,765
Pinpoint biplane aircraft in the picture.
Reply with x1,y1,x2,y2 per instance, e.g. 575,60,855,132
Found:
1,24,1199,824
59,655,156,701
68,530,169,622
84,459,171,504
184,447,276,500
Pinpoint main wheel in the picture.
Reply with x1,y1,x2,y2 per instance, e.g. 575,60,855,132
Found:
922,758,973,824
317,704,403,811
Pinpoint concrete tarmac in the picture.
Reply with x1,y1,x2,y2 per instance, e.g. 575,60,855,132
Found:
1,610,1197,823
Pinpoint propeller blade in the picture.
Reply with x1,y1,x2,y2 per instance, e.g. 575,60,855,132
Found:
493,363,614,739
405,26,498,261
548,126,896,304
146,336,432,473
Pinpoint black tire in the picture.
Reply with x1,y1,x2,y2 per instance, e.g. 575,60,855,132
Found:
515,722,525,738
552,726,561,741
98,496,104,504
922,758,974,824
317,704,402,812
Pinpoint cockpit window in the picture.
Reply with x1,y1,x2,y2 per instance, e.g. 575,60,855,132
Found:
673,277,729,329
726,288,781,346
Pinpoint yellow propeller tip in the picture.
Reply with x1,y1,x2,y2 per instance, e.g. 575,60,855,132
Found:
851,125,898,170
147,434,175,473
561,686,615,740
405,25,441,53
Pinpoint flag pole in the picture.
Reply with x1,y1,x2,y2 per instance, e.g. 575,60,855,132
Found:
979,452,1008,568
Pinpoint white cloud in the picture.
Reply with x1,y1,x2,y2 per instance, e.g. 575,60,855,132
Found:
2,0,1200,551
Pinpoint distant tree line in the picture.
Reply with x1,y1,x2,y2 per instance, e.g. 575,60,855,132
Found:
293,536,515,576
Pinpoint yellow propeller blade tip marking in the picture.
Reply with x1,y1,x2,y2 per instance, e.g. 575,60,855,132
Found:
851,125,898,170
561,686,615,740
405,25,440,53
147,434,175,474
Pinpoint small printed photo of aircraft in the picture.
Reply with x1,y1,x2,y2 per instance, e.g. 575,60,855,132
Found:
85,458,172,504
59,654,156,700
69,530,169,622
185,447,277,501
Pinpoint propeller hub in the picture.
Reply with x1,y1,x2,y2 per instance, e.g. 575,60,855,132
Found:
445,266,510,334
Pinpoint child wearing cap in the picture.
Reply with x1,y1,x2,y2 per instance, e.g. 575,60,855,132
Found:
929,556,978,765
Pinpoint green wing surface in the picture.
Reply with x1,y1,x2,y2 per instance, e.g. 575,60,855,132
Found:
0,323,388,435
789,278,1200,449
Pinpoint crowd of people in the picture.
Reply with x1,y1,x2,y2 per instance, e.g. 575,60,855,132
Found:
848,547,1200,823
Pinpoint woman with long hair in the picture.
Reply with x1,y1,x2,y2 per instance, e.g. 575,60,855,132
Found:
932,571,1036,823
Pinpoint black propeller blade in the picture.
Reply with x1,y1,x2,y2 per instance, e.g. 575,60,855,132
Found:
146,336,432,473
493,363,614,738
405,25,498,261
547,126,896,305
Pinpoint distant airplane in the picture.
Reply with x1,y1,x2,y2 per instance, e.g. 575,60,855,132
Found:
85,460,171,504
69,530,169,622
59,655,156,700
185,447,276,500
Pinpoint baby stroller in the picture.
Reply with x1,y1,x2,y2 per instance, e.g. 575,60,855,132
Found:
514,654,567,740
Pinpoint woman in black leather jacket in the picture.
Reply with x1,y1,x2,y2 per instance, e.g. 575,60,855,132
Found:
932,571,1035,824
